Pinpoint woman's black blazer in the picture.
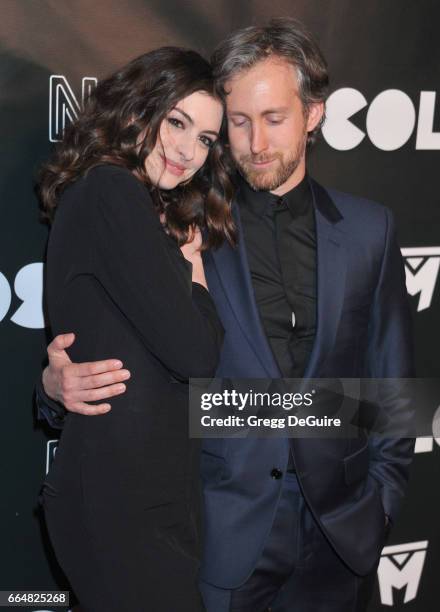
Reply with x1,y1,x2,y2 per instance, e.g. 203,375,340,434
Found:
44,164,224,558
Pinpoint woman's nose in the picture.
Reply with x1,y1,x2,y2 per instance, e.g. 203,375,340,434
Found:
176,136,196,162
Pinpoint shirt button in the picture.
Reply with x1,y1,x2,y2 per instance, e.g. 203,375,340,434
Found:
270,468,283,480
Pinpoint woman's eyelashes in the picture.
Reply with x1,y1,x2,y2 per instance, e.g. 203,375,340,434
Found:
199,135,216,149
167,115,215,149
167,116,184,129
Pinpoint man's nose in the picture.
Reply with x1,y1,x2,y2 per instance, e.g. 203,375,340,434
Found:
250,124,268,155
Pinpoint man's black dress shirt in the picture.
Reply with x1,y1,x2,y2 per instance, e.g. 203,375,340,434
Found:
238,174,317,379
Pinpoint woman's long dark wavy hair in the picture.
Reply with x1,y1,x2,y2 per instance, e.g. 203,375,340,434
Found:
38,47,236,248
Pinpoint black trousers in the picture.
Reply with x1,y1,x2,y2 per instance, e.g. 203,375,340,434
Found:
42,440,204,612
200,473,378,612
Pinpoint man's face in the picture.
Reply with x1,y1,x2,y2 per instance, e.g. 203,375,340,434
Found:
224,56,323,195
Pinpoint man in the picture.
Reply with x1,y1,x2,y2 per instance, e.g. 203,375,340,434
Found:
37,19,414,612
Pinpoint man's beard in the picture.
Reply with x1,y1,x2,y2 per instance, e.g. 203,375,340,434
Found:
234,136,306,192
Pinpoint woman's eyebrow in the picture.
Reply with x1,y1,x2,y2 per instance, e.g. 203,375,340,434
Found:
174,107,219,137
174,107,193,124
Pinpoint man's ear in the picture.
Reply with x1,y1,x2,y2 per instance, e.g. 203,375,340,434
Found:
306,101,324,133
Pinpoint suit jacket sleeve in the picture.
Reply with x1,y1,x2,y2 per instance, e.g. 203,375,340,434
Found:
365,207,415,522
35,377,66,429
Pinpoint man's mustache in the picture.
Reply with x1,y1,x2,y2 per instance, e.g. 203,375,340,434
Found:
240,153,282,165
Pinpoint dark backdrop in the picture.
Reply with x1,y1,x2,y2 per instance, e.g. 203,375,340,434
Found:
1,1,438,610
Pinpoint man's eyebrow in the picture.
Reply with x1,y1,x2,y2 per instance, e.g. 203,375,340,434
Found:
173,106,219,137
262,107,289,115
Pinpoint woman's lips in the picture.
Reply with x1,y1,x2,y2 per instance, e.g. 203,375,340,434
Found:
161,155,186,176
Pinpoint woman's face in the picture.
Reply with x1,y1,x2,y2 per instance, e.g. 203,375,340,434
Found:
144,90,223,190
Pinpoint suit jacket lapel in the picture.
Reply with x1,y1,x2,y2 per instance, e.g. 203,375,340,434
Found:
304,180,347,378
211,201,281,377
210,179,347,380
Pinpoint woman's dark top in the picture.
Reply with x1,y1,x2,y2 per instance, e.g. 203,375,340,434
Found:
42,164,223,610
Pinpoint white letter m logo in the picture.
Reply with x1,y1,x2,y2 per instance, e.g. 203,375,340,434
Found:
377,541,428,605
402,247,440,312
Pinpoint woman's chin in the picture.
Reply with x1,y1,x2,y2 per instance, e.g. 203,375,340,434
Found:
153,172,184,190
157,180,179,190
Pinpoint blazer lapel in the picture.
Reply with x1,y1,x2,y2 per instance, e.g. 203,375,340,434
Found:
305,180,347,378
211,201,281,377
210,179,348,380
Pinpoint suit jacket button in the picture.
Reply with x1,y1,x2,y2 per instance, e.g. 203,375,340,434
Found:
270,468,283,480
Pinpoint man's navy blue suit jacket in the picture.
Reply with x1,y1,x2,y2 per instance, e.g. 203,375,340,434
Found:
199,178,414,588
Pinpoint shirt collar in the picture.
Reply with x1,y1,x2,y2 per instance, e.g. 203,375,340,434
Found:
238,173,312,219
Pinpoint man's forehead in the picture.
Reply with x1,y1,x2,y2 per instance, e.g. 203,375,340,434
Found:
224,57,299,104
225,80,299,116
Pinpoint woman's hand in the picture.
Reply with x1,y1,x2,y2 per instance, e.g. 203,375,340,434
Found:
180,226,208,289
180,225,202,259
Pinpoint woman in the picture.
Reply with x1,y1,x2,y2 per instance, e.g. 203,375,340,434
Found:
39,47,235,611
